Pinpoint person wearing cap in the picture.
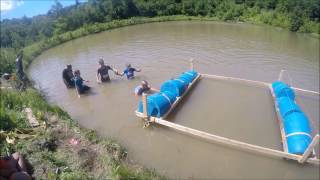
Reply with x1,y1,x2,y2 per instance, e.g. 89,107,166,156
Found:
62,64,75,88
120,64,141,80
134,80,158,96
74,69,90,97
96,59,119,83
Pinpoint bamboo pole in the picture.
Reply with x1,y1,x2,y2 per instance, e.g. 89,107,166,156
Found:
278,69,285,81
142,93,148,119
149,117,320,165
201,73,270,86
299,134,320,163
201,74,319,95
291,87,320,95
190,59,194,71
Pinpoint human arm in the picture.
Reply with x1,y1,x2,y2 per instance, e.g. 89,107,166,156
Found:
96,69,101,83
110,66,122,76
150,87,159,92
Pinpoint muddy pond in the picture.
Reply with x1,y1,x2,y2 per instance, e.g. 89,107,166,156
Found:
29,21,319,179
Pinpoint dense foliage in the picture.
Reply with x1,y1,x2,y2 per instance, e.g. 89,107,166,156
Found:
0,0,319,74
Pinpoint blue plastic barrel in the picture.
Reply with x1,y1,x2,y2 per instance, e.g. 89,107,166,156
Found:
138,93,172,117
284,112,311,135
277,97,301,118
161,91,177,105
287,134,312,155
284,111,312,154
178,71,198,85
272,81,295,100
160,79,187,97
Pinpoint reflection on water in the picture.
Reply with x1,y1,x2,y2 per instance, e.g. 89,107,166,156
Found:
29,21,319,179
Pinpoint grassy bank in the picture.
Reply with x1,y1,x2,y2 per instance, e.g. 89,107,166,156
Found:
0,87,162,179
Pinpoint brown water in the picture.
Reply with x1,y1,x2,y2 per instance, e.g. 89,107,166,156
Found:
29,21,319,179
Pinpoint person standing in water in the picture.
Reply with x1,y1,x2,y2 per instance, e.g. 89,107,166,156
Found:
15,50,27,90
62,64,75,88
120,64,141,80
74,69,90,97
96,59,119,83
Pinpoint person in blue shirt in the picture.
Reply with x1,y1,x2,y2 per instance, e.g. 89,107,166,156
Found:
120,64,141,79
74,69,90,97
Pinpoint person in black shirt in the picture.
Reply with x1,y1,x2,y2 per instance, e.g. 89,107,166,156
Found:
96,59,119,83
62,64,75,88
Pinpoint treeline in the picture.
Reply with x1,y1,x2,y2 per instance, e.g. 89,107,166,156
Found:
1,0,319,74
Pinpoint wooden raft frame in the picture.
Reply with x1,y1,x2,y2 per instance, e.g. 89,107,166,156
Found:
135,62,320,165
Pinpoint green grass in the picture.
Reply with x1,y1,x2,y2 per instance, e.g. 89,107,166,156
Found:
0,88,164,179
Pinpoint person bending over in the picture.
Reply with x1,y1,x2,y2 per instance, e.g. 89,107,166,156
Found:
96,59,119,83
135,80,158,96
74,69,90,97
121,64,141,80
62,64,75,88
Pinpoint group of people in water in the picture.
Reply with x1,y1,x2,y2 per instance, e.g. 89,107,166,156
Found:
62,58,157,97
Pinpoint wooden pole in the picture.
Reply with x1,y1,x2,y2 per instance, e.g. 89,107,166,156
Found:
291,87,320,95
299,134,319,163
142,93,148,119
150,117,320,165
278,69,285,81
201,74,270,86
190,59,194,71
201,73,319,95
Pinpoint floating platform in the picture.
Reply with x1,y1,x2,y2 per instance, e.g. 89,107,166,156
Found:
135,62,319,165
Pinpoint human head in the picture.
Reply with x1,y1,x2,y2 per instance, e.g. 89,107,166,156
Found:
67,64,72,70
99,58,104,66
74,69,80,76
141,80,148,88
126,64,131,68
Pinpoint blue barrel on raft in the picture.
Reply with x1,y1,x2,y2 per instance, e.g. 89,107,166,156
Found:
272,81,295,100
272,80,313,155
277,97,301,118
284,112,311,135
284,112,312,154
138,91,176,118
178,70,198,85
160,79,187,97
